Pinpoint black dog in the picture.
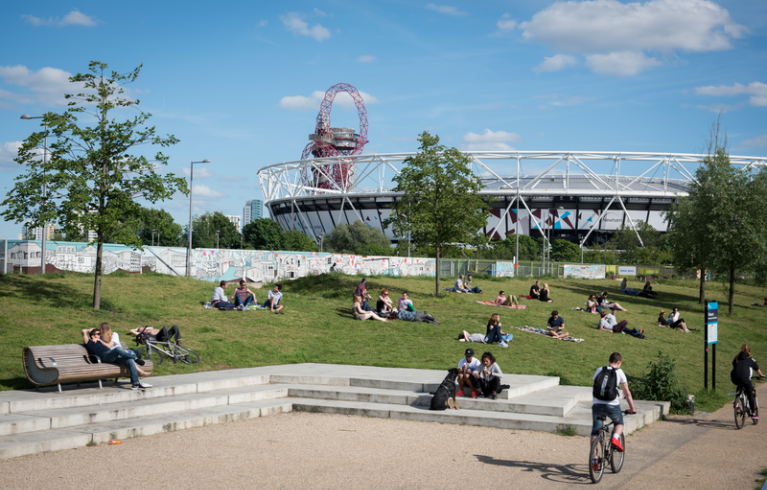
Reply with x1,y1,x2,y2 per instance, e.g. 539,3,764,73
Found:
430,368,460,411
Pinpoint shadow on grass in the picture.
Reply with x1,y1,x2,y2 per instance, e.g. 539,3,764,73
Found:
335,307,354,320
0,376,33,391
474,455,591,485
554,282,696,311
0,274,98,310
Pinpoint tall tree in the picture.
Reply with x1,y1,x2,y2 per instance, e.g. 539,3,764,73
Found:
187,212,240,249
606,222,670,265
243,218,284,250
326,220,391,255
1,61,185,309
666,197,710,303
384,132,491,297
136,207,183,247
283,229,319,252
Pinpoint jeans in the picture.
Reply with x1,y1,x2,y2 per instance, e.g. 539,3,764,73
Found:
156,325,182,343
612,320,628,333
102,346,140,385
234,294,255,307
591,403,624,436
214,300,236,310
486,324,503,343
469,287,481,294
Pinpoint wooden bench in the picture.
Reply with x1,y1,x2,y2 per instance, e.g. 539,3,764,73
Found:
23,343,155,393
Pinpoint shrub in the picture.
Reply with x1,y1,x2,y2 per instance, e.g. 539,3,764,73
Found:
627,351,690,414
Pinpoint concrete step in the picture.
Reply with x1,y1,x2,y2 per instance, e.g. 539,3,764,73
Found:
0,398,292,460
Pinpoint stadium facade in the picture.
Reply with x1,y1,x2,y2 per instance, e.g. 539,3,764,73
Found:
257,151,766,247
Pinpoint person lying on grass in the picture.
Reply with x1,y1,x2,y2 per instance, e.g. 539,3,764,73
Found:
546,310,570,339
264,284,284,314
129,325,183,346
495,290,519,307
600,310,646,338
598,292,627,312
352,295,388,322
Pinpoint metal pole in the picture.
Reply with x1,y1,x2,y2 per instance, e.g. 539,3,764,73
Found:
216,230,220,249
515,189,519,267
40,122,47,275
187,162,194,276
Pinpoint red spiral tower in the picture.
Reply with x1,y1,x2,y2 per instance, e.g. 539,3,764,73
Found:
300,83,368,192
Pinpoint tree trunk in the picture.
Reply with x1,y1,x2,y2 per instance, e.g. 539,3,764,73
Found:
699,267,706,304
435,246,441,298
729,265,735,315
93,240,102,310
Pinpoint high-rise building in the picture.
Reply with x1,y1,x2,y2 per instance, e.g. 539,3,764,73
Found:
21,223,56,241
224,214,242,234
243,199,263,226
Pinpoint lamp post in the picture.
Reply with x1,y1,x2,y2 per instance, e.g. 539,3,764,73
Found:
187,159,210,277
21,114,49,274
151,228,160,246
216,230,220,249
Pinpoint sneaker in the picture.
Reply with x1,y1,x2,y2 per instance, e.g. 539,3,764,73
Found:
135,359,146,366
592,461,600,472
471,391,478,399
753,415,759,420
131,384,145,390
478,393,485,398
455,390,464,397
278,311,285,315
491,394,497,400
176,340,183,347
498,341,508,348
138,382,152,389
611,438,624,452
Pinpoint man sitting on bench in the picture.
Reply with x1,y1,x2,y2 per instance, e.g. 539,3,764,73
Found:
129,325,183,346
82,326,151,391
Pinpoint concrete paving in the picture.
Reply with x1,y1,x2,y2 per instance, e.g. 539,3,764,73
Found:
0,363,669,460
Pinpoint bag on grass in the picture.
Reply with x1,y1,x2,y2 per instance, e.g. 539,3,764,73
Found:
593,366,619,401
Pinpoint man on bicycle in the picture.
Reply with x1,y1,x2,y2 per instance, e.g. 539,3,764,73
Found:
591,352,636,469
731,344,765,420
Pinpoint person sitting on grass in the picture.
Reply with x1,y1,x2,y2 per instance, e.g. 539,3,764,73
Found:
376,289,396,315
496,290,520,307
485,313,509,347
354,277,373,311
546,310,569,339
598,292,627,312
620,278,640,296
668,307,690,332
539,283,553,303
529,280,541,299
211,281,236,310
465,274,482,294
398,291,415,312
82,325,151,390
353,295,388,322
640,279,659,298
586,295,601,313
232,280,257,308
130,325,183,346
604,308,646,338
264,284,284,314
454,274,470,293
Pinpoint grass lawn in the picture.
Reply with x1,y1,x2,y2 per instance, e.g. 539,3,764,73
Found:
1,270,765,412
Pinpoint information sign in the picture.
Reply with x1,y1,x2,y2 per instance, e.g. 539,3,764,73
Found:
706,302,718,345
618,266,636,276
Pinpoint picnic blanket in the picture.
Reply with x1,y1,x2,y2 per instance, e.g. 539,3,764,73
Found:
516,326,585,342
475,301,529,310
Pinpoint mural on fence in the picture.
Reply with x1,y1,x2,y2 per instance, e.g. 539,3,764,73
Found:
562,264,606,280
0,240,441,282
494,261,515,278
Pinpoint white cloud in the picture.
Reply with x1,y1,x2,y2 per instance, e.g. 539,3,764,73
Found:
191,185,226,199
279,90,380,111
696,102,741,113
585,51,662,76
694,81,767,107
463,129,520,150
550,96,594,106
183,167,215,178
357,55,376,63
314,8,330,17
0,65,83,107
533,54,578,73
22,10,97,27
0,141,22,171
496,13,517,31
520,0,747,53
740,134,767,148
426,4,468,16
281,12,331,41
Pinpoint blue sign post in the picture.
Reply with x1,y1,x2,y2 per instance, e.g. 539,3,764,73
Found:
705,302,718,390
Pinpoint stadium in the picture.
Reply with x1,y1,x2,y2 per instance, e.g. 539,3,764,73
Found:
257,85,766,248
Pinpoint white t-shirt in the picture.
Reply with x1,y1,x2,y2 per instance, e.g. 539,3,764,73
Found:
108,332,120,350
458,357,481,373
592,366,627,406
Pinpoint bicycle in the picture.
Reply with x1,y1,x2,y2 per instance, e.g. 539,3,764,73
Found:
589,411,633,484
732,385,759,430
133,327,200,366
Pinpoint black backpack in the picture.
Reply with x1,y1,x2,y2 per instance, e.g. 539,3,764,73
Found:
593,366,619,401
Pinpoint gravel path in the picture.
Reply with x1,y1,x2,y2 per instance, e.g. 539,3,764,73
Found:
1,384,765,490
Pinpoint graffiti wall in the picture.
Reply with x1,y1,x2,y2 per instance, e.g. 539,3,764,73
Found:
562,264,606,280
494,262,515,278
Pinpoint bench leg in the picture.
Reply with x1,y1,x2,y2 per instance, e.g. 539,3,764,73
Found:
114,378,118,384
98,379,103,390
57,384,62,394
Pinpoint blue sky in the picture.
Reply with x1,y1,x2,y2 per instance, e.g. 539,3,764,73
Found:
1,0,765,239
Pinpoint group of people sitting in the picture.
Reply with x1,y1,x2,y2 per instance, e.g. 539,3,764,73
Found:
658,308,690,332
528,281,553,302
450,274,483,294
210,280,284,314
620,278,659,298
81,322,154,390
352,278,438,323
457,313,513,347
456,348,510,399
584,292,627,313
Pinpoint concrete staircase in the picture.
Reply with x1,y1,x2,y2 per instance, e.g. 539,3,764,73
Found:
0,363,669,460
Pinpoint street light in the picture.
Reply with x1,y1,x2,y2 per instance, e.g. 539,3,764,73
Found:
216,230,220,249
151,228,160,246
21,114,49,275
187,159,210,276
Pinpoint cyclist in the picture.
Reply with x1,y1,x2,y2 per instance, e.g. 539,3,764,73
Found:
591,352,636,471
731,344,765,420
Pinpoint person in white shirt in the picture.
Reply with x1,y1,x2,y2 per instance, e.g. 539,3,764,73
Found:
265,284,284,314
457,348,482,398
591,352,636,469
211,281,236,309
454,275,469,293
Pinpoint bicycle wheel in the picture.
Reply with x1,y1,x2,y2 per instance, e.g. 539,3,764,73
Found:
610,432,625,473
589,436,606,484
752,397,759,425
172,344,200,365
136,346,164,366
734,395,745,430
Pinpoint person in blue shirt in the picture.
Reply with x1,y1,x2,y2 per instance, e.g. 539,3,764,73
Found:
265,284,284,314
81,326,150,390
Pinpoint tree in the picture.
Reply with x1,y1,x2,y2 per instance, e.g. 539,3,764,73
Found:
326,220,391,255
666,198,710,303
1,62,185,309
551,239,581,262
606,222,670,265
283,229,319,252
384,132,491,297
136,207,183,247
243,218,284,250
188,212,240,249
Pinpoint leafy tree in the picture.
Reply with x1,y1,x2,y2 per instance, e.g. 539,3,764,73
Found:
1,62,185,309
384,132,490,296
188,212,240,249
666,198,710,303
326,220,391,255
243,218,284,250
551,239,581,262
606,222,670,265
136,207,183,247
283,229,318,252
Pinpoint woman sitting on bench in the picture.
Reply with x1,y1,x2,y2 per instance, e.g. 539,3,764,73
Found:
81,324,151,390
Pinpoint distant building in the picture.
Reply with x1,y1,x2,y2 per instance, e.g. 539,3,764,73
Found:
225,214,242,234
21,223,56,241
243,199,263,227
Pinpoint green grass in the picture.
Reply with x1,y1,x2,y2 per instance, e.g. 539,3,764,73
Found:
1,271,765,413
554,425,577,436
